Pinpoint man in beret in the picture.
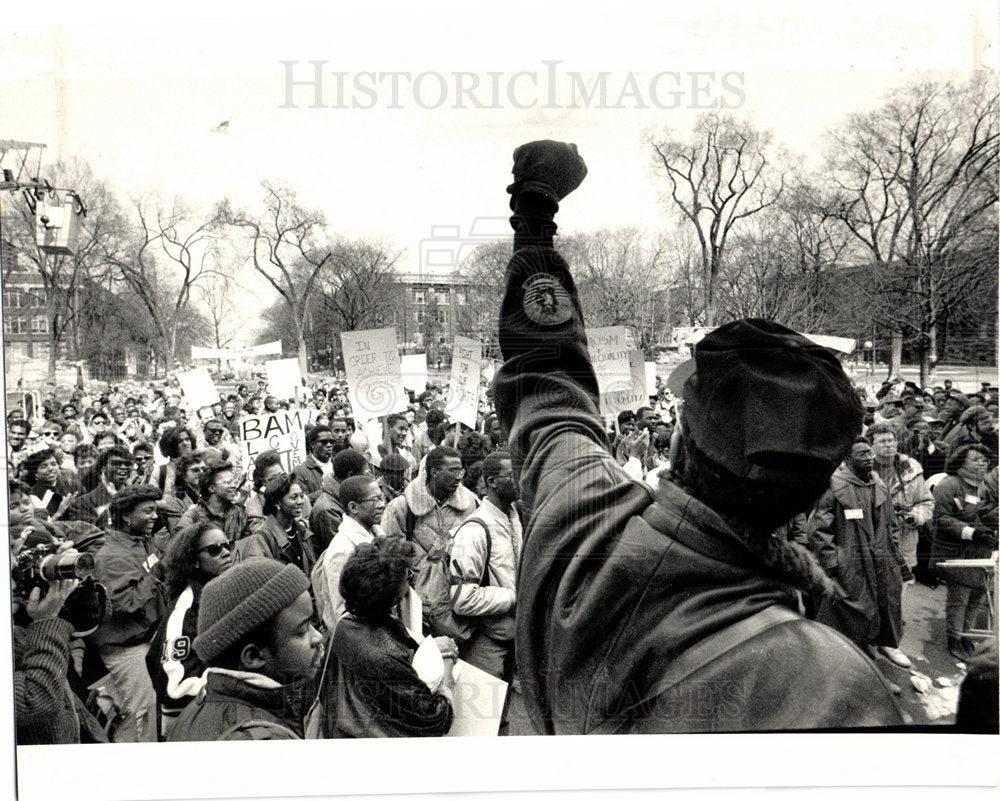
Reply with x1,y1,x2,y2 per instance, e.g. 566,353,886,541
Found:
169,559,323,741
492,140,903,734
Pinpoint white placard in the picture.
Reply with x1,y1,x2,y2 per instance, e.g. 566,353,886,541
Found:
264,357,304,401
586,326,636,417
340,328,407,421
400,353,429,393
445,658,509,737
238,409,312,477
445,336,482,430
175,367,220,409
645,361,657,398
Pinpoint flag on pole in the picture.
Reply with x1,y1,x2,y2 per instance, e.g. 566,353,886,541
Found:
211,119,230,134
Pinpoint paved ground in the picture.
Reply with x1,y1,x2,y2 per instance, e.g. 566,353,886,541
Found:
880,579,969,726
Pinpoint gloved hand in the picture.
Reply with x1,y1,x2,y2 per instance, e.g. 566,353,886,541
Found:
972,527,999,548
58,579,111,636
507,140,588,210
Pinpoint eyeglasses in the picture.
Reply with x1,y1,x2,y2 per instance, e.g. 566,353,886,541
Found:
198,540,234,557
314,438,335,446
358,495,385,505
441,467,466,478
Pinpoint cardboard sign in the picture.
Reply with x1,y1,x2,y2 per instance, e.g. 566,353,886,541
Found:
400,353,429,393
238,409,312,477
445,658,509,737
264,357,305,401
586,327,641,417
340,328,407,421
445,336,482,430
645,361,657,399
175,367,220,409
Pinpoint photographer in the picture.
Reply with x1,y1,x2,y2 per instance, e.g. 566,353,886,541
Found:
10,489,109,744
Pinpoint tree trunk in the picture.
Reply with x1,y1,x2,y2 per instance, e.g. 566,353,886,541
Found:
297,329,309,380
47,326,58,384
889,330,903,379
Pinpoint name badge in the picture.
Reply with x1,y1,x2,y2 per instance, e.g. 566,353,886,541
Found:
844,508,864,520
143,553,160,572
965,494,980,505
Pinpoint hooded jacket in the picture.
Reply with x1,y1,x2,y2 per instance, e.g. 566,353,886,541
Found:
380,467,478,555
807,465,903,650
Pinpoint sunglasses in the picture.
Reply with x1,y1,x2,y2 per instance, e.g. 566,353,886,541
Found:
199,540,234,557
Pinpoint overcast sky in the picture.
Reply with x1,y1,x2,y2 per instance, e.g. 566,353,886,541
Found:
1,0,995,343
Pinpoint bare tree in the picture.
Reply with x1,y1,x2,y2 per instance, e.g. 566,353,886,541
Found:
1,157,127,381
647,113,785,326
456,239,511,359
824,75,999,383
218,181,331,377
561,228,673,357
107,194,219,374
195,248,240,371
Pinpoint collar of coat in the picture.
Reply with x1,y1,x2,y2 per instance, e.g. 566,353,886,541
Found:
335,513,382,545
402,469,478,517
831,464,888,505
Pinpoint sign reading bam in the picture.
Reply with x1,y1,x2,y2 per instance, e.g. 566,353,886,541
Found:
239,409,312,476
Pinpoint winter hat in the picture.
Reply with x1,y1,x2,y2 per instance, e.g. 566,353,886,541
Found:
194,558,310,663
667,318,863,481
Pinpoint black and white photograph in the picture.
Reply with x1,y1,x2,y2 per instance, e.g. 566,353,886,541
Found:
1,1,998,799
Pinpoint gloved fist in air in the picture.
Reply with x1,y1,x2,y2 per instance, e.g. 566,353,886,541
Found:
507,140,588,210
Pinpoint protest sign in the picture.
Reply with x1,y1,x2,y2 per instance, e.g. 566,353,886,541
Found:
238,408,312,476
445,336,482,430
264,358,306,401
586,326,636,417
645,362,657,399
340,328,407,421
175,367,220,409
400,353,429,393
191,341,282,360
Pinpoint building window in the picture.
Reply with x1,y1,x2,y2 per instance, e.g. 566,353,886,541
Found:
29,290,46,307
31,316,49,334
437,310,448,325
4,318,28,334
3,289,24,308
415,310,425,323
435,289,449,305
413,290,426,305
454,291,466,305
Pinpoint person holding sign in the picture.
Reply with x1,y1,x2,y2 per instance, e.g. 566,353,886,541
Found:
492,140,901,734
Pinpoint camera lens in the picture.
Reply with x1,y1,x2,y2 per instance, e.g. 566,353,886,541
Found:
38,552,95,581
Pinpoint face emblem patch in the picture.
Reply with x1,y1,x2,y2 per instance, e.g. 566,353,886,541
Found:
522,273,572,325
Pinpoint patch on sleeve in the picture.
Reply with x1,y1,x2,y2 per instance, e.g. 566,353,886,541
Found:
522,273,573,325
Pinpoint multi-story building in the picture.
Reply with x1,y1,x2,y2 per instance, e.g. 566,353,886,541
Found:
2,241,59,383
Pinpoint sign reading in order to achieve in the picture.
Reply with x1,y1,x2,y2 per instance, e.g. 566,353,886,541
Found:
239,408,312,477
586,326,645,417
340,328,407,422
446,336,483,430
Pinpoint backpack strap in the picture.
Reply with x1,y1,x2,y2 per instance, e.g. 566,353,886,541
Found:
585,604,800,734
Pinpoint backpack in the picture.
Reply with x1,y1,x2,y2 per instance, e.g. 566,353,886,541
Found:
402,502,490,642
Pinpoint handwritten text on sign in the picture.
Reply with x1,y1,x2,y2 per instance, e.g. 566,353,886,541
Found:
239,410,311,477
586,327,635,417
340,328,407,421
446,336,483,430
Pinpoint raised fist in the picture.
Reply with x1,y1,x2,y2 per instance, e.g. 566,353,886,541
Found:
507,140,588,209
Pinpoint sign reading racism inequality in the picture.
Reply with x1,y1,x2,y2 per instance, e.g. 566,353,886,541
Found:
239,408,313,477
586,327,646,418
340,328,407,422
445,336,483,430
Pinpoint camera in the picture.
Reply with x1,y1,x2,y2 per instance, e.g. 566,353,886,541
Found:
11,543,96,601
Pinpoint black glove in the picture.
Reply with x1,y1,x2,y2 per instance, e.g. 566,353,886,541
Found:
58,579,110,636
507,140,588,210
972,528,999,548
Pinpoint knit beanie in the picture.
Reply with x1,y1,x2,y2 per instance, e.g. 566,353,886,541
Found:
193,558,310,663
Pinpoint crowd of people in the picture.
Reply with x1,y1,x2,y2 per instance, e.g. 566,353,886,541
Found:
8,140,998,744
